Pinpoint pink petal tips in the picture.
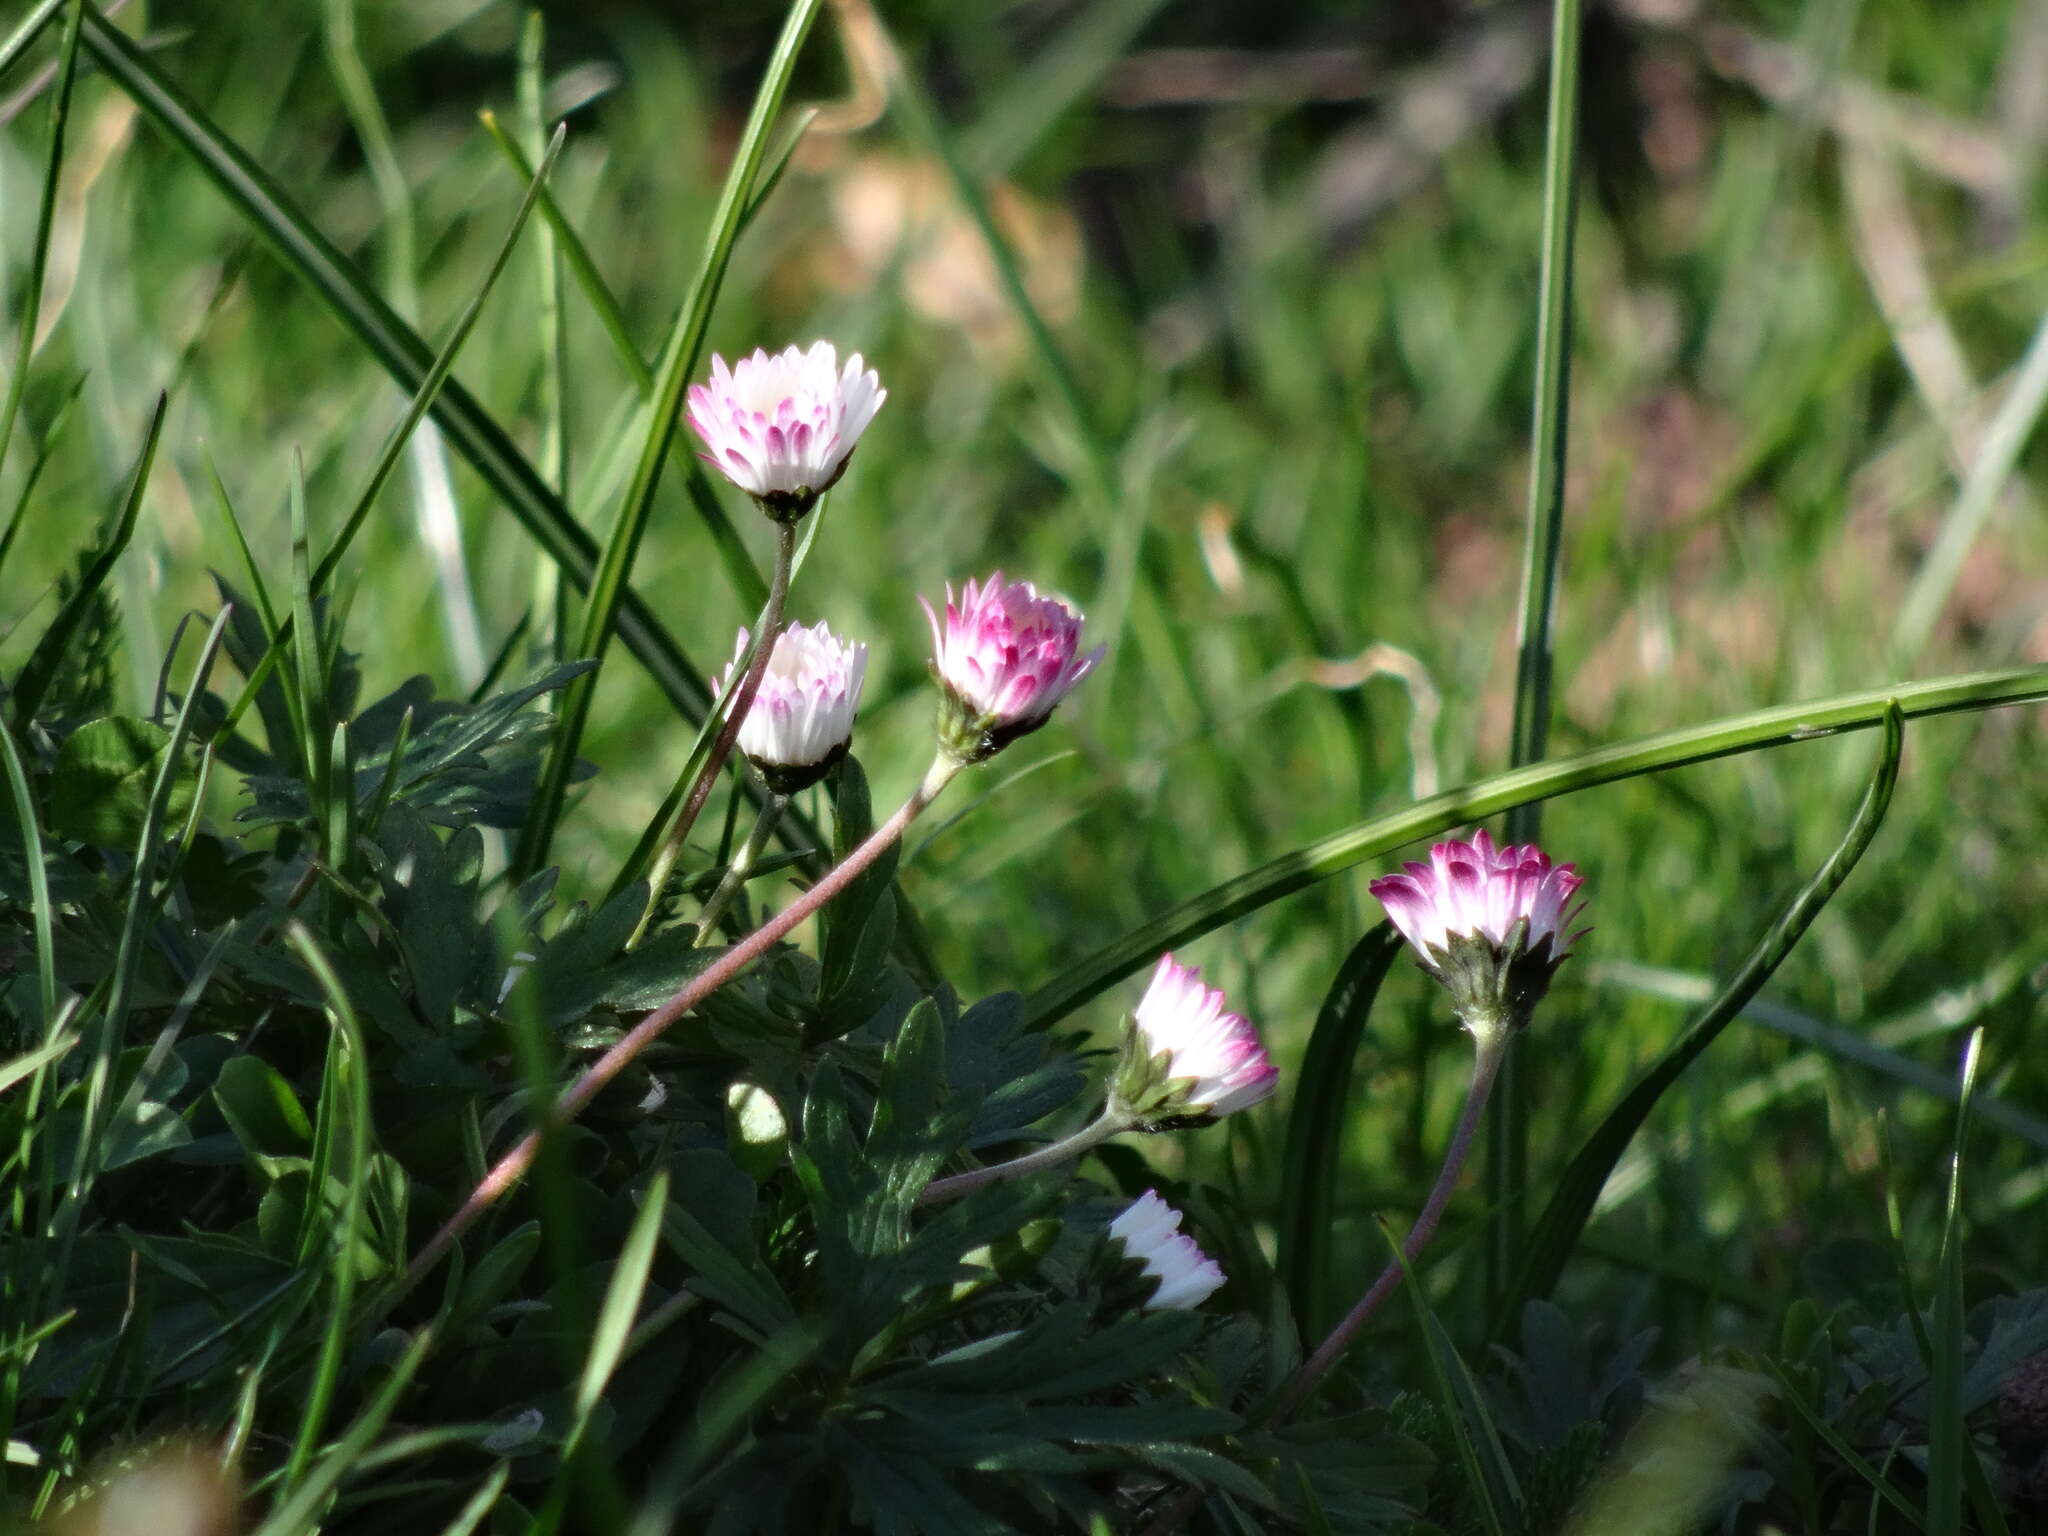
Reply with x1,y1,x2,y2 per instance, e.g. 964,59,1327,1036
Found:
922,571,1103,763
1368,829,1587,1039
713,620,869,792
1107,1190,1226,1311
685,341,885,518
1119,954,1277,1123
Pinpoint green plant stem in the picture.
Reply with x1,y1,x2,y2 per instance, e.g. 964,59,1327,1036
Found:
405,754,963,1287
688,792,788,947
635,518,798,942
915,1106,1133,1206
1271,1036,1507,1423
1495,0,1583,1311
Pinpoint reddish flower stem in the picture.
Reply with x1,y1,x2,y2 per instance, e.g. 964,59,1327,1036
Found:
1139,1034,1509,1536
405,755,959,1289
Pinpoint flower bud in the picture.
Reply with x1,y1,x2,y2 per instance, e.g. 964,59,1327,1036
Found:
1111,954,1277,1130
713,620,868,794
1369,829,1587,1042
1105,1190,1225,1311
921,572,1103,764
685,341,886,520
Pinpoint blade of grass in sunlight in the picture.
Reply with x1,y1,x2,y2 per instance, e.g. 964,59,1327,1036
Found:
1493,0,1583,1308
1498,705,1902,1324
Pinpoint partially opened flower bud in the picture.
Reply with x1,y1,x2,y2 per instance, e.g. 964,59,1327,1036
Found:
685,341,886,520
1113,954,1277,1128
921,572,1103,763
1369,829,1587,1042
1106,1190,1225,1311
713,621,868,794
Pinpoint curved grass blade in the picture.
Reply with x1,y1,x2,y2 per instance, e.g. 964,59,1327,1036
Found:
0,721,58,1033
518,0,825,878
0,0,81,490
1497,703,1903,1326
1020,670,2031,1031
74,8,714,725
11,387,163,725
1277,926,1402,1335
278,923,376,1498
1928,1029,1984,1536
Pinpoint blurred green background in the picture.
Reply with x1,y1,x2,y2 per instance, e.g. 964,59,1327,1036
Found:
5,0,2047,1343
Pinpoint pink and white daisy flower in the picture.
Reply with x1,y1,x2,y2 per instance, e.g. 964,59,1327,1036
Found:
685,341,885,516
1125,955,1277,1121
921,572,1103,761
714,620,868,792
1369,830,1587,1037
1107,1190,1226,1311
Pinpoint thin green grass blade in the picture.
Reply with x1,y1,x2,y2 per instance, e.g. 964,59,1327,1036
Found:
438,1463,511,1536
736,105,815,234
0,0,81,490
1018,672,2035,1031
0,720,58,1033
200,452,281,636
277,923,376,1498
1761,1359,1928,1533
76,8,715,725
248,1326,433,1536
0,372,86,588
1277,926,1402,1335
476,110,767,613
10,390,164,726
0,1034,73,1097
1494,0,1584,1308
216,126,566,742
1498,705,1902,1324
534,1168,669,1534
517,13,570,657
0,0,65,83
959,0,1170,178
1927,1029,1984,1536
1892,309,2048,659
54,607,231,1264
517,0,824,878
1384,1222,1518,1536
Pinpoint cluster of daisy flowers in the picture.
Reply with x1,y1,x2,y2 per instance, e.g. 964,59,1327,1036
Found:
686,339,1589,1316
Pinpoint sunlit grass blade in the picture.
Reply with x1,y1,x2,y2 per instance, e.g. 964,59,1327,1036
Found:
534,1168,669,1534
517,0,824,879
1383,1221,1518,1536
248,1325,432,1536
277,923,376,1499
1892,308,2048,659
1498,704,1901,1324
1277,926,1401,1334
0,0,65,83
1020,671,2034,1030
0,0,81,490
214,125,566,744
9,389,162,727
0,721,58,1034
76,7,717,726
1494,0,1584,1308
475,110,767,612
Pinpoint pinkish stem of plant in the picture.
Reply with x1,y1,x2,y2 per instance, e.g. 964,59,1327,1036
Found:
1139,1034,1508,1536
405,755,958,1288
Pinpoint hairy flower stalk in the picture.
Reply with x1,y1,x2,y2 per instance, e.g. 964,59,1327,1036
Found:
924,573,1103,764
1268,833,1587,1421
410,574,1096,1287
686,341,885,521
409,754,962,1288
918,954,1272,1205
1107,1190,1226,1311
